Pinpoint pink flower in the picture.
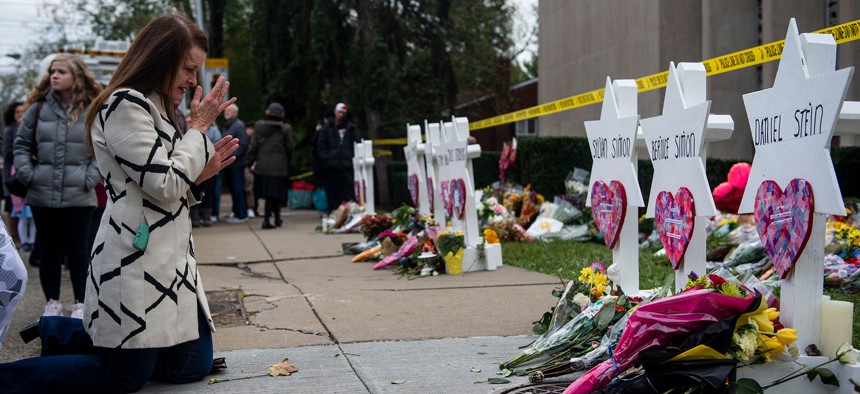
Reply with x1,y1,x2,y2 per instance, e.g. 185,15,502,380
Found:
590,261,606,274
493,205,506,215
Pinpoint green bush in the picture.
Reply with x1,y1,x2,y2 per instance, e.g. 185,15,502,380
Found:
509,137,593,197
473,151,501,189
833,147,860,200
388,162,410,208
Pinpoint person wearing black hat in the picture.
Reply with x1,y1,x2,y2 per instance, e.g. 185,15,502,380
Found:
247,102,294,228
316,102,358,211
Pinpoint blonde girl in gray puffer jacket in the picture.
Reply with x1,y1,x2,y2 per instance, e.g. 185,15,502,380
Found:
13,53,102,319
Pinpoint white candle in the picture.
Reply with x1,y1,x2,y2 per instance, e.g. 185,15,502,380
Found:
819,296,854,357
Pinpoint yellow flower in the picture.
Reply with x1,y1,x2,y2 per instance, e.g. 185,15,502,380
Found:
775,328,798,345
744,312,774,334
764,308,780,322
592,272,609,287
536,194,545,204
578,267,594,282
760,337,785,356
483,229,500,244
592,284,605,299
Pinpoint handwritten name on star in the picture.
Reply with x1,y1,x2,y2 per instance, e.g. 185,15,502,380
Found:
649,132,698,161
753,102,826,147
590,135,632,159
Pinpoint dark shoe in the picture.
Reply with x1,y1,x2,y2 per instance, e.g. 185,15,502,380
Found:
275,218,283,227
210,357,227,374
20,321,39,343
261,221,275,229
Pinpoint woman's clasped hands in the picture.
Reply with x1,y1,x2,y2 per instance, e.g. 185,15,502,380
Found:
191,76,238,184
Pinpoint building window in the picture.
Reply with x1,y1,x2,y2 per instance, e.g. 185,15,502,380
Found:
515,118,539,137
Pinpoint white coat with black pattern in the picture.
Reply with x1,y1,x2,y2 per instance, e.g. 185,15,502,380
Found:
84,89,216,349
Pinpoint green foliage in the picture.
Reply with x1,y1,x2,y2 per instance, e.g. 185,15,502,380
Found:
473,151,501,189
251,0,520,173
501,239,673,290
509,137,593,198
832,147,860,200
387,162,410,209
68,0,187,41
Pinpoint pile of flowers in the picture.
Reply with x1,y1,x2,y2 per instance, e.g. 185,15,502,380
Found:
479,183,545,242
357,214,393,241
700,203,860,293
500,263,640,379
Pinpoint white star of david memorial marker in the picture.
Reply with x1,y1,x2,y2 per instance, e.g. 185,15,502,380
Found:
584,77,643,294
640,62,717,289
738,18,853,355
404,124,430,215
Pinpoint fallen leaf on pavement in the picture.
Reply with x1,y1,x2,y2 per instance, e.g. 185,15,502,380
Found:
268,358,299,376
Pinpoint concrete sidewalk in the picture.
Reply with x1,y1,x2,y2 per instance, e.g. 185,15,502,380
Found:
2,208,571,393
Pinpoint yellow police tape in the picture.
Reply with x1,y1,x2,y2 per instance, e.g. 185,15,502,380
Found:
469,18,860,131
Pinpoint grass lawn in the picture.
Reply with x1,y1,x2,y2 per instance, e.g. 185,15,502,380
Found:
501,239,860,350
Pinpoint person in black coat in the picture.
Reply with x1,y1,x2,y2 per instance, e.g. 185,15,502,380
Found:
316,102,358,211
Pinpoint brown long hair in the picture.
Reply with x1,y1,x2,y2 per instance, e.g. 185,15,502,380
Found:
85,13,208,152
3,101,22,128
26,54,102,124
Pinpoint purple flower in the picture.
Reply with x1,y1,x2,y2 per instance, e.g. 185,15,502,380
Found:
590,261,606,274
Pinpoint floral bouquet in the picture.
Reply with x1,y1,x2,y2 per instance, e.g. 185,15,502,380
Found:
372,227,442,270
483,228,500,244
437,230,465,274
358,214,393,241
502,263,631,372
499,138,517,181
564,273,759,394
378,230,407,256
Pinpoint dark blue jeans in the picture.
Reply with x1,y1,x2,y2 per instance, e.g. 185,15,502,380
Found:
0,308,213,393
221,165,247,219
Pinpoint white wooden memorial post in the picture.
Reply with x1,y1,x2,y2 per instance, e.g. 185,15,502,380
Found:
352,141,365,206
739,18,852,355
352,140,376,213
361,140,375,213
640,62,719,290
585,78,643,295
404,124,430,215
734,19,860,392
426,121,447,223
436,117,502,271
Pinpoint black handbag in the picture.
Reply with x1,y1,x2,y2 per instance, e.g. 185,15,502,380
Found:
5,102,41,198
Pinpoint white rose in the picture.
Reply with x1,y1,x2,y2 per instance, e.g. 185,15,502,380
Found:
573,293,592,311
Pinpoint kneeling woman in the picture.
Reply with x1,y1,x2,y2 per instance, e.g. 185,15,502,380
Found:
0,14,238,393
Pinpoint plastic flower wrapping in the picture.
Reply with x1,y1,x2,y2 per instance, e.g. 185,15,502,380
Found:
564,273,760,394
562,272,800,394
501,264,641,378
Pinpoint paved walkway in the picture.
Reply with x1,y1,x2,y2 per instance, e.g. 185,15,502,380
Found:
2,208,568,393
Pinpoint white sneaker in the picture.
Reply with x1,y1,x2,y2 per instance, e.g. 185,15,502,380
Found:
68,303,85,319
211,216,218,223
224,216,248,223
43,299,63,317
247,209,256,218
